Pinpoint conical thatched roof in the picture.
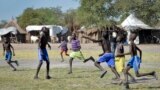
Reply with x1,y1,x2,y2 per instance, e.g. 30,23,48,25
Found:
4,19,26,34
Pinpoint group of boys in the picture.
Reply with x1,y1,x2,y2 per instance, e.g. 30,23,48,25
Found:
2,26,158,89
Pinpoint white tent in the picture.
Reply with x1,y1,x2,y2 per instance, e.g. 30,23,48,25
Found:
26,25,68,37
121,14,153,44
121,14,153,31
0,27,17,36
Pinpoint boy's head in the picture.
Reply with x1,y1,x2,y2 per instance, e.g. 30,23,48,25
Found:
129,32,137,41
61,37,65,41
102,31,108,40
116,34,124,42
72,33,77,40
4,37,9,43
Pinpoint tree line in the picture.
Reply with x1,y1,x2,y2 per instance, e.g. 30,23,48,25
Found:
0,0,160,29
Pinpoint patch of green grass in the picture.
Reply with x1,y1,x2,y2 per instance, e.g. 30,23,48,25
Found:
0,66,160,90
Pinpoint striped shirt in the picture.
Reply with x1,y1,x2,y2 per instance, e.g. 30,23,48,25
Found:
71,39,80,51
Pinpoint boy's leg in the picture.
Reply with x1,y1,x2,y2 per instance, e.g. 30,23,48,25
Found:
10,60,19,66
34,61,43,79
46,60,51,79
94,61,107,78
110,67,120,80
83,56,95,63
123,66,131,89
6,61,16,71
65,51,69,56
60,51,64,62
68,57,74,74
135,71,157,80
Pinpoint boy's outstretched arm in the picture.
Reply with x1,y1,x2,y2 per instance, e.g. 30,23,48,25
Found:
10,44,15,56
136,46,142,60
82,35,102,43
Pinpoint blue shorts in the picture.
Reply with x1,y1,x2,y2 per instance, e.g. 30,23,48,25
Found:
127,56,141,72
98,53,115,67
5,51,12,61
38,48,49,61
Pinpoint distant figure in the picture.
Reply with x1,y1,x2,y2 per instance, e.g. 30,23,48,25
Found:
2,37,19,71
123,32,158,89
58,37,69,62
110,30,117,53
34,27,51,79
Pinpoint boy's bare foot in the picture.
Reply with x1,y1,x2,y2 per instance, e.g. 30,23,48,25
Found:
46,76,51,79
61,60,64,62
68,71,72,74
34,76,39,79
100,71,107,78
130,78,136,83
153,71,158,80
15,61,19,66
13,68,17,71
123,82,130,90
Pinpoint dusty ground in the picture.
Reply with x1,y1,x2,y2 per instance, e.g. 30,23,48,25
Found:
0,43,160,90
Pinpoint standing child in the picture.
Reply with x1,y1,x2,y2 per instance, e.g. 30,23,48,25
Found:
82,31,120,79
3,37,18,71
68,33,94,74
58,37,69,62
123,32,158,89
34,27,51,79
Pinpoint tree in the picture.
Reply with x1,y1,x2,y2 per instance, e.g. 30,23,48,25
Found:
17,7,64,28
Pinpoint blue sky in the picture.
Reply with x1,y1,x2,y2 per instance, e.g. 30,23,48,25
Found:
0,0,80,21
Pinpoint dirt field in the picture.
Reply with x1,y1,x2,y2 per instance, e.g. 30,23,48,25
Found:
0,43,160,90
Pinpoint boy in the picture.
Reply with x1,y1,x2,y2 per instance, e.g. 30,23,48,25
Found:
68,33,94,74
58,37,69,62
3,37,18,71
115,35,135,81
34,27,51,79
123,32,158,89
82,31,120,79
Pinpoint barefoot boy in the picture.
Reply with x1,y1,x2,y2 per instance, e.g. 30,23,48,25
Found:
123,32,158,89
2,37,18,71
82,31,120,79
58,37,69,62
34,27,51,79
68,33,94,74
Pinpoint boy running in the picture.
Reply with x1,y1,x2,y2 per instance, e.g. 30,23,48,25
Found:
115,35,135,81
58,37,69,62
68,33,94,74
123,32,158,89
34,27,51,79
3,37,18,71
82,31,120,79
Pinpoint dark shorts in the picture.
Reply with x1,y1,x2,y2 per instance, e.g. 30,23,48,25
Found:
98,53,115,67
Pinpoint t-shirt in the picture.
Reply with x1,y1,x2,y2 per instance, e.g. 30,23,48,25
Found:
60,41,68,50
71,39,80,51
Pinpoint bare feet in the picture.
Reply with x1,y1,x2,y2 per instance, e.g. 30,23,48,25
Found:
34,76,39,79
46,76,51,79
68,71,72,74
153,71,158,80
